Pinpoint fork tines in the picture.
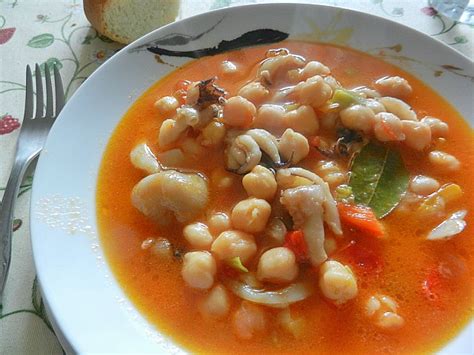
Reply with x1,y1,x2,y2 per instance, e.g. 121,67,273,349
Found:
25,63,65,120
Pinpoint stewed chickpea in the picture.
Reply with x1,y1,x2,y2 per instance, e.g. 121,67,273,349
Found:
292,75,333,107
254,104,287,134
233,301,267,340
373,112,405,142
257,247,298,284
319,260,358,305
222,96,256,128
428,150,461,171
421,116,449,138
231,198,272,233
374,76,412,98
402,121,432,150
183,222,214,249
278,128,309,164
242,165,277,201
207,212,232,236
284,105,319,136
238,82,270,106
154,95,179,116
366,294,404,329
181,251,217,290
340,104,376,134
199,284,230,319
211,230,257,263
410,175,440,195
379,97,417,121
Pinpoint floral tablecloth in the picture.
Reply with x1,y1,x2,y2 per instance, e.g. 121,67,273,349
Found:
0,0,472,353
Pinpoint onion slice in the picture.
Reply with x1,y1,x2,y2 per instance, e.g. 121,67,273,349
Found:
427,210,467,240
224,279,313,308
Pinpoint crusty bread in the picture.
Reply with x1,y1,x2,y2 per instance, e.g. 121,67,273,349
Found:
84,0,180,45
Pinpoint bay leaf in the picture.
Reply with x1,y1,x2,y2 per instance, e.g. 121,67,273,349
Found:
349,142,409,218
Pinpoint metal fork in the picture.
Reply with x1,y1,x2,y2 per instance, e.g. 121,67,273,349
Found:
0,64,64,305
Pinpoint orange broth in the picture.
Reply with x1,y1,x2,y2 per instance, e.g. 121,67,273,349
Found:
97,41,474,354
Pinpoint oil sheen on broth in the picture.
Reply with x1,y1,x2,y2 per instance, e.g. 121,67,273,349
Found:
97,41,474,354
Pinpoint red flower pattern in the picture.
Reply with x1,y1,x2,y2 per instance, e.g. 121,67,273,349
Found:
421,6,438,17
0,115,21,135
0,27,16,45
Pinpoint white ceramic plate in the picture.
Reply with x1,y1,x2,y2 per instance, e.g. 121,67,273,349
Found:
30,3,473,354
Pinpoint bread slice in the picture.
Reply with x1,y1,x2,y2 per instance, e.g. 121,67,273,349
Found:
84,0,180,44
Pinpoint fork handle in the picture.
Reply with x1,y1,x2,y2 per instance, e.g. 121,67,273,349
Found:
0,155,32,306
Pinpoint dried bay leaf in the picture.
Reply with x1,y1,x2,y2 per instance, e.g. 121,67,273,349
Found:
349,142,409,218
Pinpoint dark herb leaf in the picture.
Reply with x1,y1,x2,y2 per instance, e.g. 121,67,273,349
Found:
349,142,409,218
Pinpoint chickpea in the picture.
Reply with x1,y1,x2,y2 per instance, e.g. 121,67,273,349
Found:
409,175,440,195
374,76,413,98
211,230,257,263
293,75,333,108
402,121,432,150
181,251,216,290
428,150,461,171
141,237,173,260
130,143,160,174
315,160,346,187
365,99,386,114
242,165,277,201
176,106,200,127
352,86,381,98
183,222,214,249
373,112,405,142
340,104,376,134
233,301,266,340
222,96,256,128
421,116,449,138
257,247,298,284
158,118,187,147
284,105,319,136
220,60,238,75
288,61,330,82
365,294,404,329
319,260,358,305
231,198,272,234
207,212,232,236
278,129,310,164
254,104,287,134
379,97,417,121
278,308,305,338
377,312,405,329
198,121,226,147
238,81,270,106
154,95,179,116
199,284,230,319
323,76,341,91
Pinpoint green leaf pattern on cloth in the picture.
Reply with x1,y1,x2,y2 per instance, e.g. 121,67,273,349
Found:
27,33,54,48
0,0,472,354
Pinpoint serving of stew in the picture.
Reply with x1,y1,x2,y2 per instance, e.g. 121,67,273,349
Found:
97,41,473,354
